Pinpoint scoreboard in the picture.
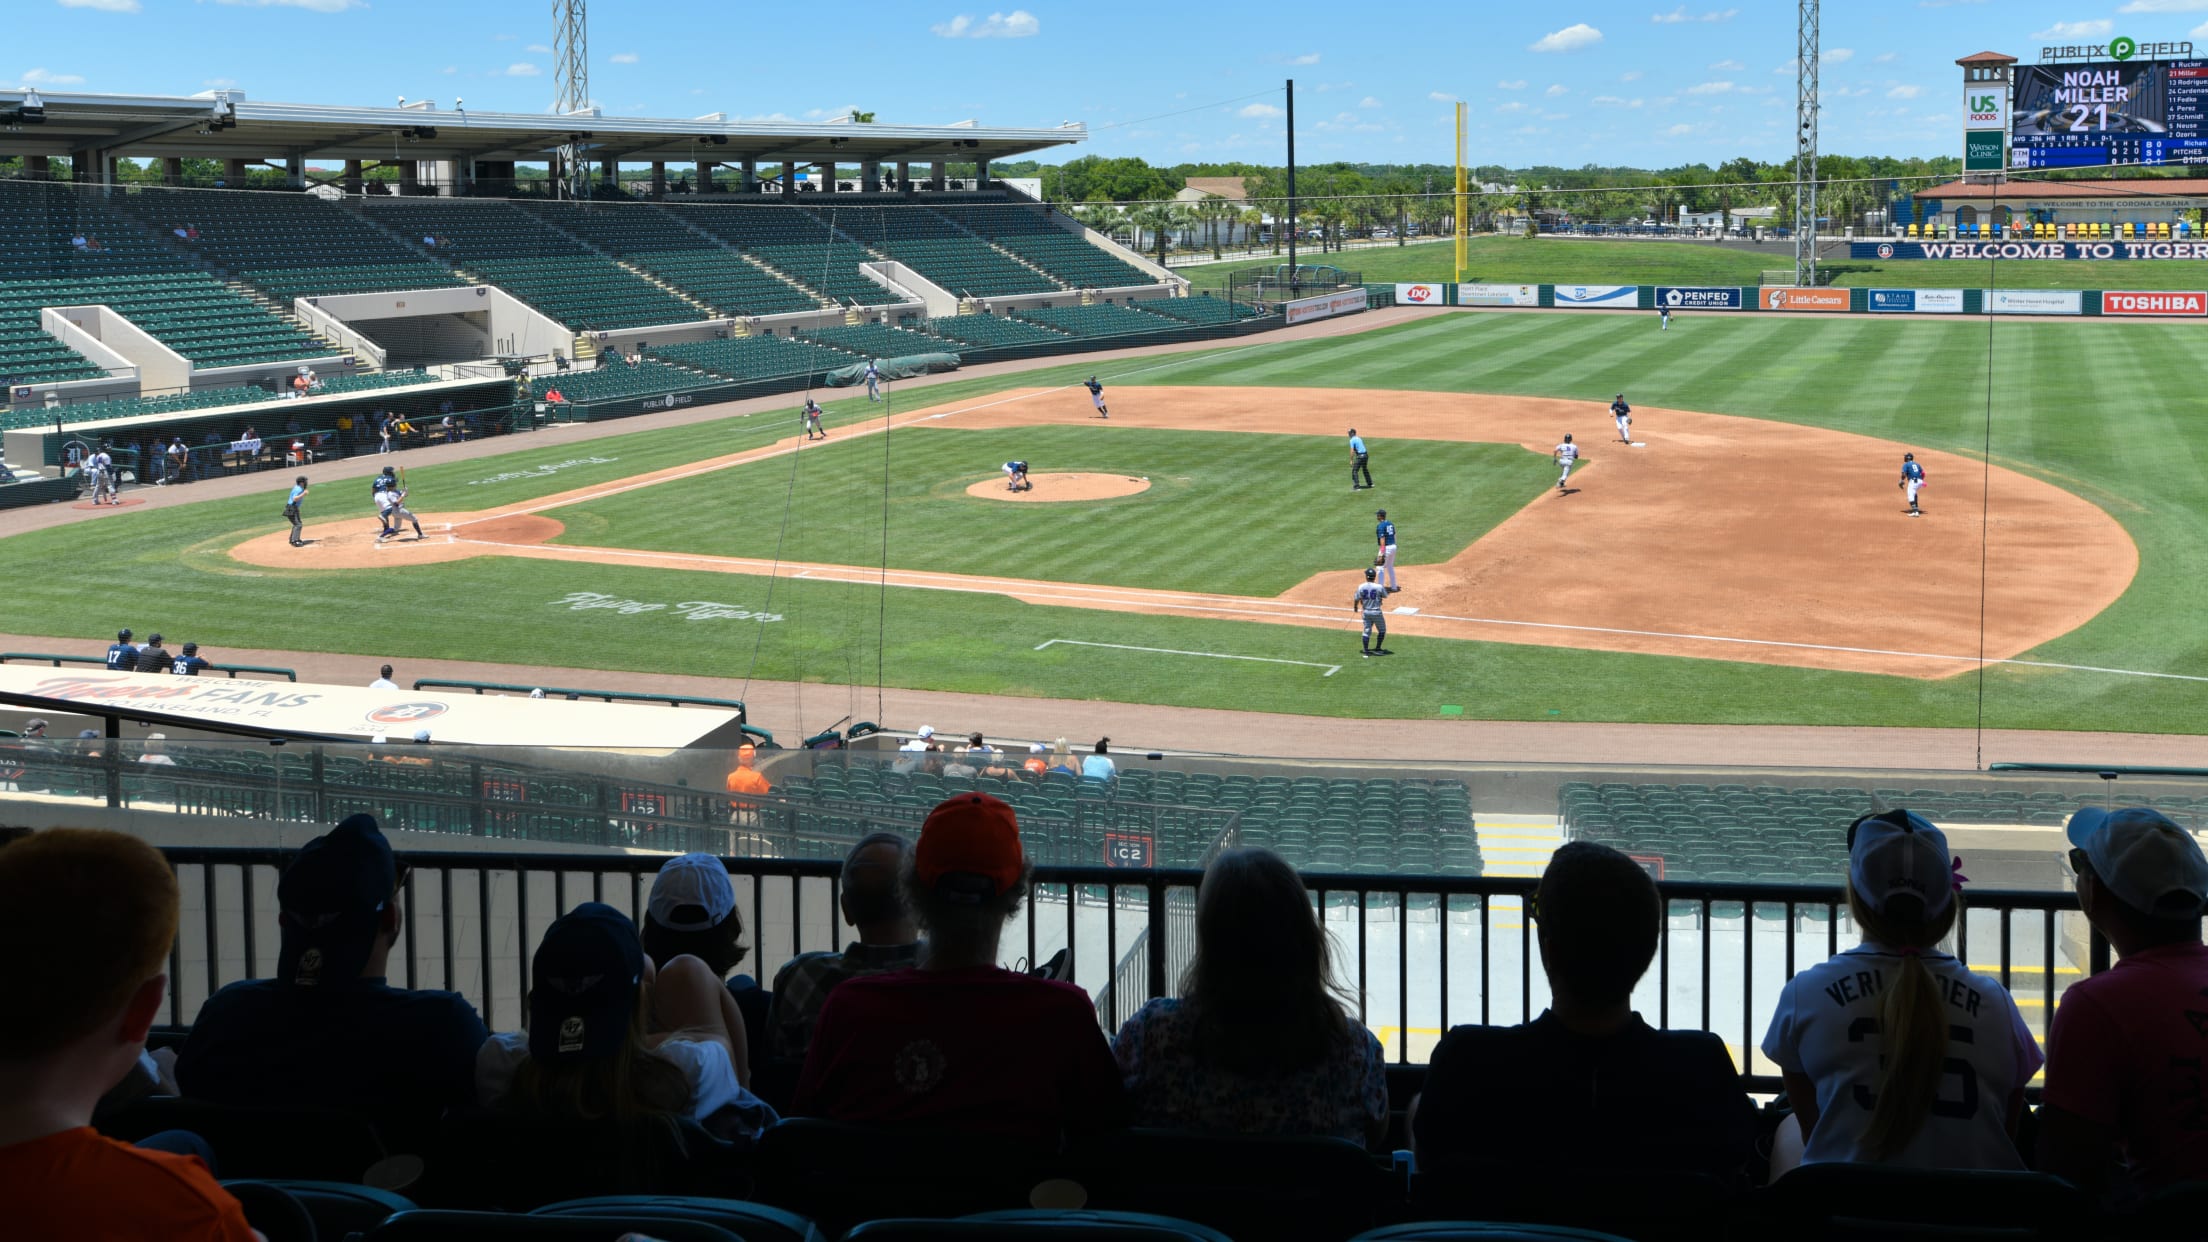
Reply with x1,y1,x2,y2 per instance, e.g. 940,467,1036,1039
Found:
2010,59,2208,167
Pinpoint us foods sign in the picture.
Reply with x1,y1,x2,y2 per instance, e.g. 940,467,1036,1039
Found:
1965,89,2007,129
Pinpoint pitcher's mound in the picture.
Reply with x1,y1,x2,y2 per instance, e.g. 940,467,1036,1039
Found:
965,473,1151,502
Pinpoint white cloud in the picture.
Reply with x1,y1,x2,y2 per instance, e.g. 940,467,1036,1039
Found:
1591,95,1645,108
1546,83,1569,95
18,67,86,85
441,65,456,74
1289,52,1321,65
609,52,639,63
1237,102,1283,118
1429,90,1458,101
1824,48,1854,63
499,63,541,77
733,111,802,123
2197,18,2208,34
2032,19,2113,38
931,10,1040,38
1875,51,1897,62
211,0,364,9
1708,58,1745,70
1358,95,1381,108
1497,101,1530,113
1529,23,1602,53
1621,70,1643,81
1686,80,1736,94
58,0,140,11
203,76,237,88
2120,0,2208,11
492,32,515,40
1497,79,1527,90
524,43,551,53
1663,123,1696,135
1652,5,1739,22
1887,84,1924,98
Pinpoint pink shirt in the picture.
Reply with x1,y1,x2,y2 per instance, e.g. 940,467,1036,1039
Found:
2043,940,2208,1191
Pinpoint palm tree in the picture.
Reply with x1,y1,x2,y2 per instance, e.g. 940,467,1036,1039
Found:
1130,204,1178,268
1240,207,1266,254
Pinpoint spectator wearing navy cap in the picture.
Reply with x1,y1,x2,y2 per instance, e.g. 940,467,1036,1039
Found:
793,792,1126,1140
176,814,487,1147
475,902,775,1140
2038,808,2208,1201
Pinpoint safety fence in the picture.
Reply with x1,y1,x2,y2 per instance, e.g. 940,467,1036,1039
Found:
1,652,297,681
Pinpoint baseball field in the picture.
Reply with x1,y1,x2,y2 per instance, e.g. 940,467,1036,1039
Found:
6,304,2207,735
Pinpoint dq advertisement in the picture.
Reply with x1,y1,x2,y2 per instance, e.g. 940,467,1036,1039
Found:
1656,286,1744,311
1867,289,1966,314
1285,288,1370,325
1760,287,1852,312
1394,283,1445,305
1552,284,1638,308
1986,289,2084,315
2102,290,2208,316
1457,283,1540,307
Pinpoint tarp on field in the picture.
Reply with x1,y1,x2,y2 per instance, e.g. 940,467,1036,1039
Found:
822,352,961,386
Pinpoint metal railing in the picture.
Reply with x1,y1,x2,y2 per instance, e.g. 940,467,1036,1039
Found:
154,844,2095,1092
1,652,297,680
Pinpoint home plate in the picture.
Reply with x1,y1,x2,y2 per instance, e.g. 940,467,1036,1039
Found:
1630,441,1648,447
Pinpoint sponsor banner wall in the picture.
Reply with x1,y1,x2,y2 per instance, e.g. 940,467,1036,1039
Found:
1551,283,1638,308
1867,289,1966,314
1986,289,2083,315
1285,288,1371,325
1853,240,2208,261
1759,287,1852,312
1456,282,1540,307
1393,282,1446,307
2102,290,2208,316
1656,286,1744,311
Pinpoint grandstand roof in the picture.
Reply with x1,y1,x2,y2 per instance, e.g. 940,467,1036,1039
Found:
1915,178,2208,200
0,88,1083,167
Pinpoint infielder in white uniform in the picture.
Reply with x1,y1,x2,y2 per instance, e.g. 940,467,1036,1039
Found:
86,447,117,505
1554,434,1580,492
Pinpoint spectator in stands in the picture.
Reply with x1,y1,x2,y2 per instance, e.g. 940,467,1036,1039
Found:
1412,841,1755,1178
136,635,174,676
892,736,928,774
0,829,259,1241
441,413,465,443
941,747,979,780
138,733,176,766
1023,743,1048,778
965,733,1014,780
172,643,211,677
766,833,920,1062
477,902,776,1140
291,370,311,397
2037,808,2208,1201
1082,737,1117,781
1048,738,1079,778
69,233,87,251
639,852,766,1081
1762,810,2040,1172
368,664,398,690
723,744,771,821
1116,846,1386,1146
794,793,1126,1139
177,814,488,1147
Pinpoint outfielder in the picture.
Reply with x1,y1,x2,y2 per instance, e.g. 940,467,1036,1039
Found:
1352,567,1390,657
1554,434,1580,493
374,466,425,542
1610,394,1632,444
865,360,882,402
1084,375,1109,418
1374,508,1399,593
802,397,825,440
1002,460,1031,492
1900,452,1926,517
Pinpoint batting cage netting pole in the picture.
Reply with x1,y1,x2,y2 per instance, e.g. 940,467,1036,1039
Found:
1285,78,1298,298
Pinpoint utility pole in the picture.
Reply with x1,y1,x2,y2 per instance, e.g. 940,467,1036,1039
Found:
1285,78,1298,297
554,0,590,200
1795,0,1820,286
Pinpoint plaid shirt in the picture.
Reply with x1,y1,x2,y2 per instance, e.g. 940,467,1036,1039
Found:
766,940,923,1062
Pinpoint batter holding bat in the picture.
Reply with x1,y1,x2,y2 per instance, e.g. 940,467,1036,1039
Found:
374,465,425,542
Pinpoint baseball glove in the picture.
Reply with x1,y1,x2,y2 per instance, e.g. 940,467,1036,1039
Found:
1374,551,1387,567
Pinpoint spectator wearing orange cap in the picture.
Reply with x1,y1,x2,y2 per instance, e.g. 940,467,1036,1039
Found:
724,744,771,825
793,793,1126,1140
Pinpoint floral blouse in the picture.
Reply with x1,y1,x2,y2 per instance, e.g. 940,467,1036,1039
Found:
1112,997,1387,1146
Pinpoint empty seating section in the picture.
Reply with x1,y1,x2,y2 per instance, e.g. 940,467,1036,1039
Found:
12,384,270,433
0,183,333,376
942,202,1159,288
361,201,703,330
921,314,1072,348
308,369,440,395
799,322,946,359
1139,294,1263,326
531,359,710,403
1222,774,1480,877
645,334,854,382
831,206,1059,297
112,186,466,303
669,205,902,305
519,201,822,316
1014,302,1183,339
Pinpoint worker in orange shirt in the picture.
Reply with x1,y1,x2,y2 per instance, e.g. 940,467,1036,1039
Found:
725,743,771,824
1023,742,1049,778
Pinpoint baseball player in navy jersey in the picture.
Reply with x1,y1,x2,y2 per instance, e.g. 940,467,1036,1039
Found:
374,466,425,541
1374,509,1399,593
1900,453,1926,517
1554,434,1580,493
1610,395,1632,444
105,629,137,671
1084,375,1109,418
1002,460,1031,492
802,397,825,440
1352,567,1390,657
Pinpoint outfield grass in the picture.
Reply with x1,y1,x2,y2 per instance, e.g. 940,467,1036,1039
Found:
1181,234,2208,292
545,426,1548,596
4,312,2206,732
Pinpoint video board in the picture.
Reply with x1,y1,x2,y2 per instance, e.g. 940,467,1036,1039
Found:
2010,59,2208,167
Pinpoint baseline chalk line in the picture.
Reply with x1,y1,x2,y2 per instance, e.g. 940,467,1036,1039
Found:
1034,638,1341,677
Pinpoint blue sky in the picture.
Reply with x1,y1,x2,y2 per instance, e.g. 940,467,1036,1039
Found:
15,0,2208,167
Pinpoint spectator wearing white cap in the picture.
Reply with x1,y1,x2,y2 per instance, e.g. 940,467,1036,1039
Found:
641,853,765,1086
137,735,176,767
1762,810,2041,1172
2037,808,2208,1200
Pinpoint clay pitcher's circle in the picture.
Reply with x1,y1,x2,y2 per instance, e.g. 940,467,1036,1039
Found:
965,472,1151,502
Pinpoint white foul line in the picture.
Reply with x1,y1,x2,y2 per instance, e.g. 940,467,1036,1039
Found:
1036,638,1341,677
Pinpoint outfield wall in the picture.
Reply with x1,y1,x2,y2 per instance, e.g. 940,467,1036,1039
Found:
1386,281,2208,319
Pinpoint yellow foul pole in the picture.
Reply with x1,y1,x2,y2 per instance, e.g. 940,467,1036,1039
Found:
1454,101,1469,283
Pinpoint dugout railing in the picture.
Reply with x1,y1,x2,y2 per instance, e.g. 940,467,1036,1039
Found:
1,652,297,681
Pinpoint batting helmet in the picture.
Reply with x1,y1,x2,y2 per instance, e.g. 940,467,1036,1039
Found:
1364,566,1378,581
1904,452,1915,462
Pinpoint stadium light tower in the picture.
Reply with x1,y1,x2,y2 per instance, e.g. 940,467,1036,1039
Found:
1794,0,1820,287
554,0,590,199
